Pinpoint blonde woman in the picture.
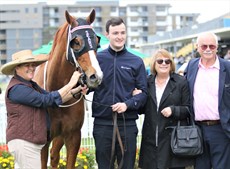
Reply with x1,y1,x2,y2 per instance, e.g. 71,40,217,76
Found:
138,49,194,169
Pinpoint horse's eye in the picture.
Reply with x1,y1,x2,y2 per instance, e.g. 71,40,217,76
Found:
70,40,80,47
70,40,81,51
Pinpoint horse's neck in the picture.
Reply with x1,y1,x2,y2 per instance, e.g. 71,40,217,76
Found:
46,28,74,89
47,53,73,90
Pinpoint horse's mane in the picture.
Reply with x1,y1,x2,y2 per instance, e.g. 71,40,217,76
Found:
49,22,69,58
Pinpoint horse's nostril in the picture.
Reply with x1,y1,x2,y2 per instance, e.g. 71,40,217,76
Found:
89,74,96,81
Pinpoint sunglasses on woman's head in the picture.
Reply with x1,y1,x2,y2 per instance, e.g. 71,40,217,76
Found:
199,44,217,51
156,59,172,65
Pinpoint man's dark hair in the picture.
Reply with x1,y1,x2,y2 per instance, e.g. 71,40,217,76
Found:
105,17,125,33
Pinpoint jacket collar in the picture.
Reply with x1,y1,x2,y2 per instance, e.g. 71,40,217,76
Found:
108,45,127,56
14,74,31,85
148,73,177,107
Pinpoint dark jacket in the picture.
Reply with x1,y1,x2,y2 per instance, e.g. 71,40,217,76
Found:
5,77,47,144
92,46,147,125
185,57,230,138
138,73,194,169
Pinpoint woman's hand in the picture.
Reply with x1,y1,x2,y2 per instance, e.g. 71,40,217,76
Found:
80,85,88,95
68,71,82,88
161,107,172,118
132,88,142,96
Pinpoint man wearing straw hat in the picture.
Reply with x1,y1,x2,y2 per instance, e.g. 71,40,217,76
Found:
0,50,86,169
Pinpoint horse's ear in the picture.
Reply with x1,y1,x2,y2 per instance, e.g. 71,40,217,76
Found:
86,9,95,25
65,10,76,25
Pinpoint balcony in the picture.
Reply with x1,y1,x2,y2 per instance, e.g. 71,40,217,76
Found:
0,35,6,40
0,44,6,50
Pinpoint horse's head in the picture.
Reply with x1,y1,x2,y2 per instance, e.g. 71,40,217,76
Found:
65,9,103,88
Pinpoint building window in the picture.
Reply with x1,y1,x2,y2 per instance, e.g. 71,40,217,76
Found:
142,6,147,11
54,8,58,13
0,30,5,34
34,8,38,13
94,27,102,33
142,17,148,22
25,8,29,13
131,17,138,22
130,6,137,12
143,36,148,42
156,16,166,21
95,7,101,12
119,7,126,16
96,17,102,22
143,27,148,31
130,44,135,48
111,6,116,12
186,16,193,21
54,18,59,24
156,6,165,12
1,59,7,65
131,27,138,32
156,26,165,31
81,8,91,12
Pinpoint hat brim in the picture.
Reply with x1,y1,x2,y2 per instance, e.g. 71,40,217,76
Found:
0,56,47,75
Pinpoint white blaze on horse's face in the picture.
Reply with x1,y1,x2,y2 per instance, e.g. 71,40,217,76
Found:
88,50,103,86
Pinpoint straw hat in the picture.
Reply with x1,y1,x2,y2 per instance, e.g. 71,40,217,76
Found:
0,50,48,75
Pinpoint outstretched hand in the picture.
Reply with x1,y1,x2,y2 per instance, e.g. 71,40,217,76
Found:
80,85,88,95
68,71,82,87
70,84,88,97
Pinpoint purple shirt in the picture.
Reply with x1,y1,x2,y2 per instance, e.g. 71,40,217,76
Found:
193,57,220,121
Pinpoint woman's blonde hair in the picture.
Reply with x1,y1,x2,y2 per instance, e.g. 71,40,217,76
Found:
150,49,176,75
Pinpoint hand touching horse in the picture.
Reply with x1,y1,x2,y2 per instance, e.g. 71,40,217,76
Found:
34,9,103,169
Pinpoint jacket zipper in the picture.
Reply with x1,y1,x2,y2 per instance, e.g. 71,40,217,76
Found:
112,52,117,104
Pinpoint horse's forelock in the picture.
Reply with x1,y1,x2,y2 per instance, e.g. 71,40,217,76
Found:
76,18,89,26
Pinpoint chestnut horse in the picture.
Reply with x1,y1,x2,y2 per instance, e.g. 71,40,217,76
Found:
34,9,103,169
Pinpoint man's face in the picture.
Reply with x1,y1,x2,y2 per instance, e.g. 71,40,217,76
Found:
106,23,126,51
197,33,217,61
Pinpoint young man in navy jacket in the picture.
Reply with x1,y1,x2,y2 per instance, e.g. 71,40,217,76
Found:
92,17,147,169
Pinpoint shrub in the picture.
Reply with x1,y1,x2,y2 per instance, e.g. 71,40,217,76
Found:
0,144,14,169
58,147,95,169
0,145,95,169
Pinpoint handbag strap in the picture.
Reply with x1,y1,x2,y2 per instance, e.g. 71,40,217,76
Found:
177,115,195,127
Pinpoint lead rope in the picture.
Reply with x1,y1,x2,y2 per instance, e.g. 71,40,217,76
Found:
83,96,125,169
110,112,125,169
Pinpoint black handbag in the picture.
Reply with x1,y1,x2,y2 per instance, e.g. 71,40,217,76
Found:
171,118,203,157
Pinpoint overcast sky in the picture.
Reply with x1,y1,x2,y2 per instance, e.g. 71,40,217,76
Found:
1,0,230,23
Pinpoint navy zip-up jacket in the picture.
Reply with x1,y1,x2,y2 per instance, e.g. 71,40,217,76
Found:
92,46,147,125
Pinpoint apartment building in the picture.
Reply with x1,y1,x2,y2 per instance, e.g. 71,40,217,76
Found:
0,3,44,65
0,1,198,66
